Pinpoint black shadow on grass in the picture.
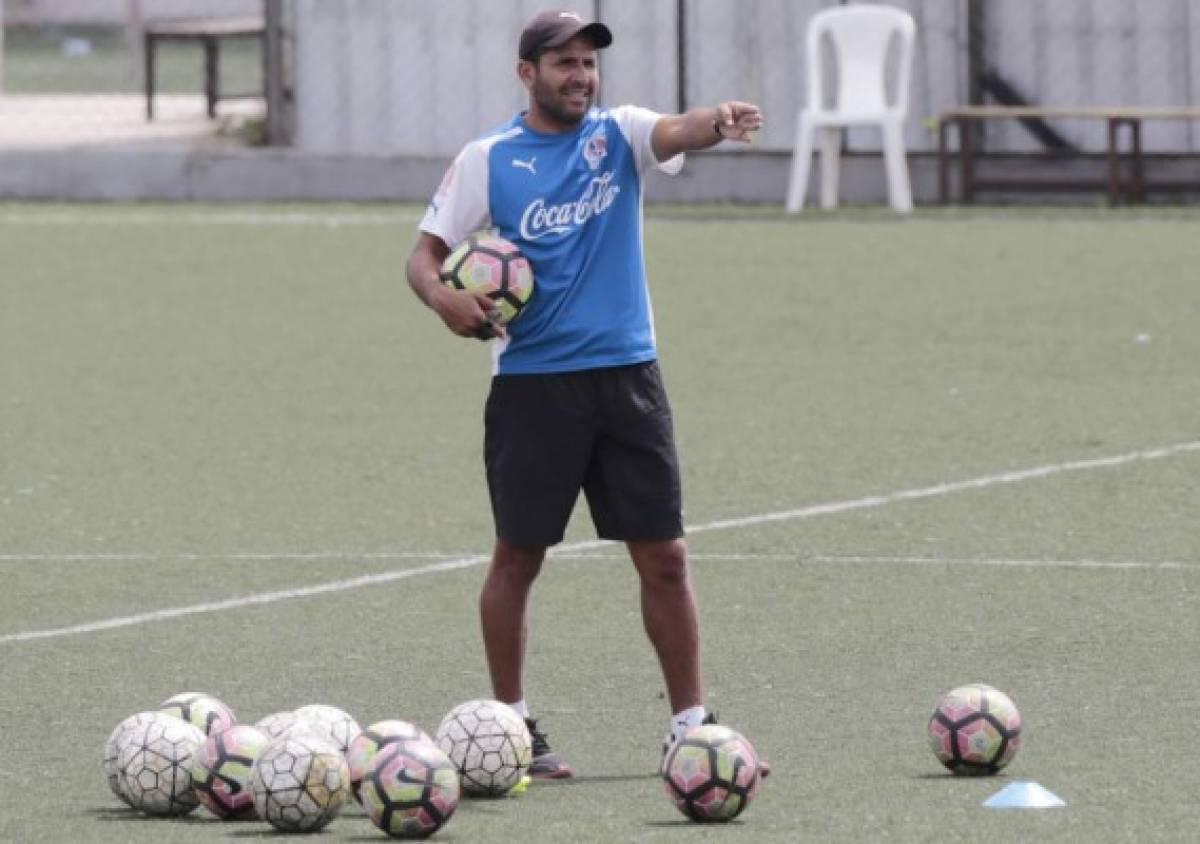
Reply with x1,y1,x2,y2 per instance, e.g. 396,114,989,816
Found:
556,772,661,786
82,808,136,818
226,829,337,838
911,772,1012,781
644,819,749,828
444,799,509,815
82,807,211,824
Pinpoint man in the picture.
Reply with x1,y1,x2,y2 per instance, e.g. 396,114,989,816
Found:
406,9,763,779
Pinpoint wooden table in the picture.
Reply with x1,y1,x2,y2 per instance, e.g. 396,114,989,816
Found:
937,106,1200,204
144,16,266,121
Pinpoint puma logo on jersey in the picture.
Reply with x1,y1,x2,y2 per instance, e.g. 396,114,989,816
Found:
512,156,537,175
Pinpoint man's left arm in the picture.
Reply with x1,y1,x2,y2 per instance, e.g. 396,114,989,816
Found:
651,101,764,160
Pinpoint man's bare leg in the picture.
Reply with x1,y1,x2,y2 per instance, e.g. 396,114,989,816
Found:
479,537,545,703
479,537,573,778
628,538,769,776
627,538,703,713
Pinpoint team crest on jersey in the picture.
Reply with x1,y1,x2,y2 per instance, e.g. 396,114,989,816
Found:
583,131,608,171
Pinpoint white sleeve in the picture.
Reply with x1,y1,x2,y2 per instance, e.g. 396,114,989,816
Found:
419,141,491,248
611,105,684,177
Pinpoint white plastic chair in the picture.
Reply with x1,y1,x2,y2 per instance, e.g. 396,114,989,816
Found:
785,4,916,213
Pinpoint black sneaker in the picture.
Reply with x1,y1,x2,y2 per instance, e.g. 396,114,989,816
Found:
525,718,573,779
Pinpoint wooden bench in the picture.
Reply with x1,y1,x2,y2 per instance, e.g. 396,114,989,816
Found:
144,16,266,121
937,106,1200,204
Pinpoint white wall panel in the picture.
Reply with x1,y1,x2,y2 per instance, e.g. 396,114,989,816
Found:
1190,1,1200,150
686,0,831,151
987,0,1038,152
908,0,968,149
1044,0,1100,152
987,0,1198,153
290,0,1200,157
596,0,679,115
5,0,259,25
1134,0,1190,150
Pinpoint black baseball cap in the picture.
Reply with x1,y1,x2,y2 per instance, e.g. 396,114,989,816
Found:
519,9,613,61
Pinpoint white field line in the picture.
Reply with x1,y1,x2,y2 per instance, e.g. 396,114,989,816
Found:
5,549,1198,571
0,551,463,563
9,440,1200,566
0,210,421,227
680,439,1200,535
556,553,1200,570
0,555,493,645
2,208,1197,229
2,439,1198,645
813,555,1199,570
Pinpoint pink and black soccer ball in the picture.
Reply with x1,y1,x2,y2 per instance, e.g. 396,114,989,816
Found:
440,232,535,325
347,719,435,804
928,683,1022,775
192,725,270,819
361,740,461,838
158,692,236,737
662,724,764,822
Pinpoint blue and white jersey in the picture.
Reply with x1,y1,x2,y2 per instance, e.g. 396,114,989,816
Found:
419,106,683,375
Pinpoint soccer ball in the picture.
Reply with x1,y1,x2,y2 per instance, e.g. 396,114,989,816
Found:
158,692,237,736
255,710,307,741
662,724,763,822
249,733,351,833
103,711,168,805
293,703,362,754
440,232,535,325
927,683,1022,775
117,714,206,816
435,699,532,797
192,724,270,819
361,741,461,838
347,719,435,804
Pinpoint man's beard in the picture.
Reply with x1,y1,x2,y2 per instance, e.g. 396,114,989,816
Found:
532,77,594,127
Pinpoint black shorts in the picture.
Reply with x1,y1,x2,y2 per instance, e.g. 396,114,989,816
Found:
484,361,684,547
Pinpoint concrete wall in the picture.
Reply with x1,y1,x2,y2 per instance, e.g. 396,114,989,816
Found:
3,144,1197,205
0,146,988,203
2,0,261,25
986,0,1200,152
1,0,1196,203
292,0,604,156
289,0,1200,157
291,0,965,155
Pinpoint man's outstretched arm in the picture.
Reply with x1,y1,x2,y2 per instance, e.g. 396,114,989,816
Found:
651,101,764,160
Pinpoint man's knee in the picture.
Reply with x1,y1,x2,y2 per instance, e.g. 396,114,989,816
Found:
631,539,690,588
491,538,546,582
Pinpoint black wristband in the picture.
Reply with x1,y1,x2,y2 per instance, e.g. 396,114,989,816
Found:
712,118,724,139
